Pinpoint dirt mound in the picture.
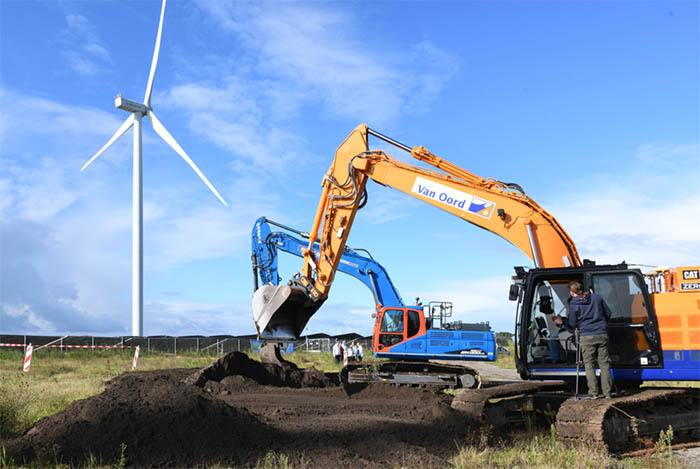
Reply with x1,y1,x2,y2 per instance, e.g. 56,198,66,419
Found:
205,374,261,394
5,354,480,468
4,369,275,467
220,384,475,468
184,351,336,388
347,383,441,400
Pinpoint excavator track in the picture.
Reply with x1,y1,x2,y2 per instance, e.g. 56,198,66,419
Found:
556,388,700,453
342,361,482,389
451,381,569,428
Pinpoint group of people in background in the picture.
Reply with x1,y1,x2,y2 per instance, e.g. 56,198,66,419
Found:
332,340,363,364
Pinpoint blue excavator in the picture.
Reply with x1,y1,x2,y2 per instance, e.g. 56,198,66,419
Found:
251,216,495,388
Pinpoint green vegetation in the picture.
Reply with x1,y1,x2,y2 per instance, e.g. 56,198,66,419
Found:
493,339,516,369
255,451,293,469
0,348,216,438
0,348,694,469
643,381,700,389
0,347,378,437
451,424,689,469
273,349,380,373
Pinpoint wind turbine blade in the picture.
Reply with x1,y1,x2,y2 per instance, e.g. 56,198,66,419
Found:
148,110,228,206
81,114,135,171
144,0,166,107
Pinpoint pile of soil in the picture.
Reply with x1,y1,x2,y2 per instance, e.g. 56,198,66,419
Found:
4,369,276,467
185,351,336,388
4,353,478,468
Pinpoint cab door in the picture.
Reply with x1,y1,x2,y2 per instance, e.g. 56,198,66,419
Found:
588,270,663,367
374,308,424,354
377,308,405,351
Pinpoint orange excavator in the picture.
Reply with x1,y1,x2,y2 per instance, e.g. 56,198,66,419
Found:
252,124,581,338
252,124,699,451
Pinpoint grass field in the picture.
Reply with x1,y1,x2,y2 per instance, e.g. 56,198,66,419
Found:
494,341,517,369
0,348,693,468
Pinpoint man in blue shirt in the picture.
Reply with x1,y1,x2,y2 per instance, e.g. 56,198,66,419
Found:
554,281,615,399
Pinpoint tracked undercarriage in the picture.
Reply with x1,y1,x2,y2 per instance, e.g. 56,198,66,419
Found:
451,381,569,428
342,360,482,389
556,388,700,453
452,382,699,452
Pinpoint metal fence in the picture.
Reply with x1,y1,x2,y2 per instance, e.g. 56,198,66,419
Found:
0,334,373,355
298,337,372,353
0,335,253,354
301,337,331,353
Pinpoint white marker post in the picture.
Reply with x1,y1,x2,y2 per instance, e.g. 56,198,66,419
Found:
132,345,141,370
23,343,33,372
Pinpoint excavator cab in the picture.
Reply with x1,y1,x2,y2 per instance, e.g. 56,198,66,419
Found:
372,307,424,353
372,304,495,360
512,264,664,382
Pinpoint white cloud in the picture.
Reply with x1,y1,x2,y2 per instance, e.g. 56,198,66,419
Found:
305,302,376,337
146,299,252,336
0,85,128,161
61,13,112,76
361,183,416,225
9,158,79,223
416,276,515,333
635,142,700,165
0,220,125,335
546,142,700,268
194,2,459,126
161,80,309,171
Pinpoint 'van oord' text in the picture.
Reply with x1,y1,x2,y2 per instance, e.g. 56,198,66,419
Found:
410,177,496,219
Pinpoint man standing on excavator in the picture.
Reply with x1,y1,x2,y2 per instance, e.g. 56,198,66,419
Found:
554,281,615,399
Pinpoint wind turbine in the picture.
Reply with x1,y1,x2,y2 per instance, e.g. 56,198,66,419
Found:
81,0,228,337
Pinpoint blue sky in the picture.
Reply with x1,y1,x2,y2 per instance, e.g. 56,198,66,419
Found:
1,1,698,337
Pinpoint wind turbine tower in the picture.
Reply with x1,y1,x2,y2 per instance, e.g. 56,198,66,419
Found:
82,0,227,336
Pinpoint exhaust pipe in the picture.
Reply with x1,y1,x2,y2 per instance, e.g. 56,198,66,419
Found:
251,283,321,340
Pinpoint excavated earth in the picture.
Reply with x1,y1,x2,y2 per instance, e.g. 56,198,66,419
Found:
3,353,478,468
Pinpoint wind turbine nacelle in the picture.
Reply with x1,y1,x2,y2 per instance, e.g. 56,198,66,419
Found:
115,94,150,114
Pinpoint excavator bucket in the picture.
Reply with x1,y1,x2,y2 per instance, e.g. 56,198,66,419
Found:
259,343,290,367
251,284,320,340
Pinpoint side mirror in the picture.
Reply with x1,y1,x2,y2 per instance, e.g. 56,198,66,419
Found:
508,284,519,301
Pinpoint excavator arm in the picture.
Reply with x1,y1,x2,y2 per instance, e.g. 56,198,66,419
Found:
252,124,581,339
251,216,405,309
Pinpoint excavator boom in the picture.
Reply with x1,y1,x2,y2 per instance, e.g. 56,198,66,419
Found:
252,124,581,339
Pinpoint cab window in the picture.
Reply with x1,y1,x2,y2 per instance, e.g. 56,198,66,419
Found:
380,309,404,333
407,310,420,338
592,273,648,323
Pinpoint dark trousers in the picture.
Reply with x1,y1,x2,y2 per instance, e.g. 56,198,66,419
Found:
580,333,614,396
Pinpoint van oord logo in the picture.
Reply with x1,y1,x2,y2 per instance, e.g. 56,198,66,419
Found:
411,177,495,219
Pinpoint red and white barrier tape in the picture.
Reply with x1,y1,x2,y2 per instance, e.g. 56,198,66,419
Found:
132,345,140,369
23,344,33,372
0,343,133,349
